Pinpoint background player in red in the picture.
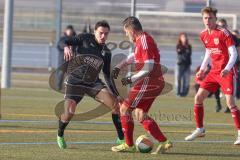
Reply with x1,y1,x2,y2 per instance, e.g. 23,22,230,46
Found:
111,16,173,153
185,7,240,145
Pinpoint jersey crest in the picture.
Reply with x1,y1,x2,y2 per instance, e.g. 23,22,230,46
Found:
214,38,219,45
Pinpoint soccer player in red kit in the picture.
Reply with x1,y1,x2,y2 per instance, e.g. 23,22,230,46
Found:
111,16,173,153
185,7,240,145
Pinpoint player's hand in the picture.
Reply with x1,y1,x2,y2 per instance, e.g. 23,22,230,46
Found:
220,69,229,77
112,67,120,79
64,46,73,61
196,69,204,80
121,76,132,86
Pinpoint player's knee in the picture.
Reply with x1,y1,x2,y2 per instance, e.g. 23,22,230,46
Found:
226,100,235,108
120,105,130,115
195,93,204,103
135,109,146,122
111,103,120,114
225,95,236,108
65,99,77,115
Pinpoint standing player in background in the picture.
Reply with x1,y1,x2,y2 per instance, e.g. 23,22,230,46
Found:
232,30,240,100
185,7,240,145
111,16,173,153
217,18,240,113
56,25,76,91
57,20,124,149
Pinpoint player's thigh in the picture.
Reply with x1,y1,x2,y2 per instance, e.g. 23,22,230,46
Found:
123,79,161,112
200,73,219,96
135,98,155,113
65,83,84,104
195,88,210,103
95,88,117,109
218,73,235,95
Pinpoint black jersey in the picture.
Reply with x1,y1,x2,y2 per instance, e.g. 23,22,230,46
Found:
62,33,117,95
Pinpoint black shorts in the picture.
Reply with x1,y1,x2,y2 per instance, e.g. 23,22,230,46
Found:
64,79,106,104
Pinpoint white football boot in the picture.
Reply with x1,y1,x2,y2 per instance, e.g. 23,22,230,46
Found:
185,128,205,141
234,130,240,145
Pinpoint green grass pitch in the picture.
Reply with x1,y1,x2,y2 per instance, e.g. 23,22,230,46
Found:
0,72,240,160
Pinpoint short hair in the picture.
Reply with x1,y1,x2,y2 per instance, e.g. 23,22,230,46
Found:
66,25,74,30
218,18,227,26
95,20,110,30
201,7,218,17
122,16,142,31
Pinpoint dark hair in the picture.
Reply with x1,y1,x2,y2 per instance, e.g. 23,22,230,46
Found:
122,16,142,31
95,20,110,30
218,18,227,27
66,25,74,30
201,7,218,17
177,32,189,46
64,25,76,36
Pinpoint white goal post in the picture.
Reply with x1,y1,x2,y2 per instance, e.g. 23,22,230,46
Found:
136,11,238,30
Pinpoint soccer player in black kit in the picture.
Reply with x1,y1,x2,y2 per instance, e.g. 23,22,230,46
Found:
57,20,124,149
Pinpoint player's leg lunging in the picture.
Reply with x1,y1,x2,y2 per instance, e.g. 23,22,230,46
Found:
95,88,125,144
57,99,77,149
135,109,172,154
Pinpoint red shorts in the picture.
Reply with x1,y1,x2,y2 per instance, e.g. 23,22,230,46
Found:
200,71,235,95
123,77,165,112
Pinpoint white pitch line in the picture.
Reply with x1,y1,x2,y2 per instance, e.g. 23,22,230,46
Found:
0,140,234,146
0,120,234,127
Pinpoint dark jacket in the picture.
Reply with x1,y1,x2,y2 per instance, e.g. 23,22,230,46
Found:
57,33,76,66
176,44,192,66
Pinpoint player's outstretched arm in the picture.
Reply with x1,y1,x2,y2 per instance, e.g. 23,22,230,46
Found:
112,53,135,79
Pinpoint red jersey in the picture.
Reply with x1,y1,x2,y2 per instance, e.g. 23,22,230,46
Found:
200,26,235,73
134,32,162,77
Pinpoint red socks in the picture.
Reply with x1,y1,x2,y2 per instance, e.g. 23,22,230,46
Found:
140,117,167,142
230,106,240,129
120,114,134,146
194,104,204,128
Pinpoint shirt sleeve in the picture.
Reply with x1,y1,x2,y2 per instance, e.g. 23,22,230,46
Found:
222,29,235,48
64,34,83,46
140,36,159,63
224,45,238,71
200,49,211,71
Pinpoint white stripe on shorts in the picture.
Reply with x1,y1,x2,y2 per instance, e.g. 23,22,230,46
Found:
131,77,149,108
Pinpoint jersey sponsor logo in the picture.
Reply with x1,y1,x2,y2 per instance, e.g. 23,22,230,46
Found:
83,55,103,70
209,48,222,54
226,88,231,92
214,38,219,45
205,40,208,44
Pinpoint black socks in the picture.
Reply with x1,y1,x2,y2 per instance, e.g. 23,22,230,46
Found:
58,120,69,137
112,114,124,140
